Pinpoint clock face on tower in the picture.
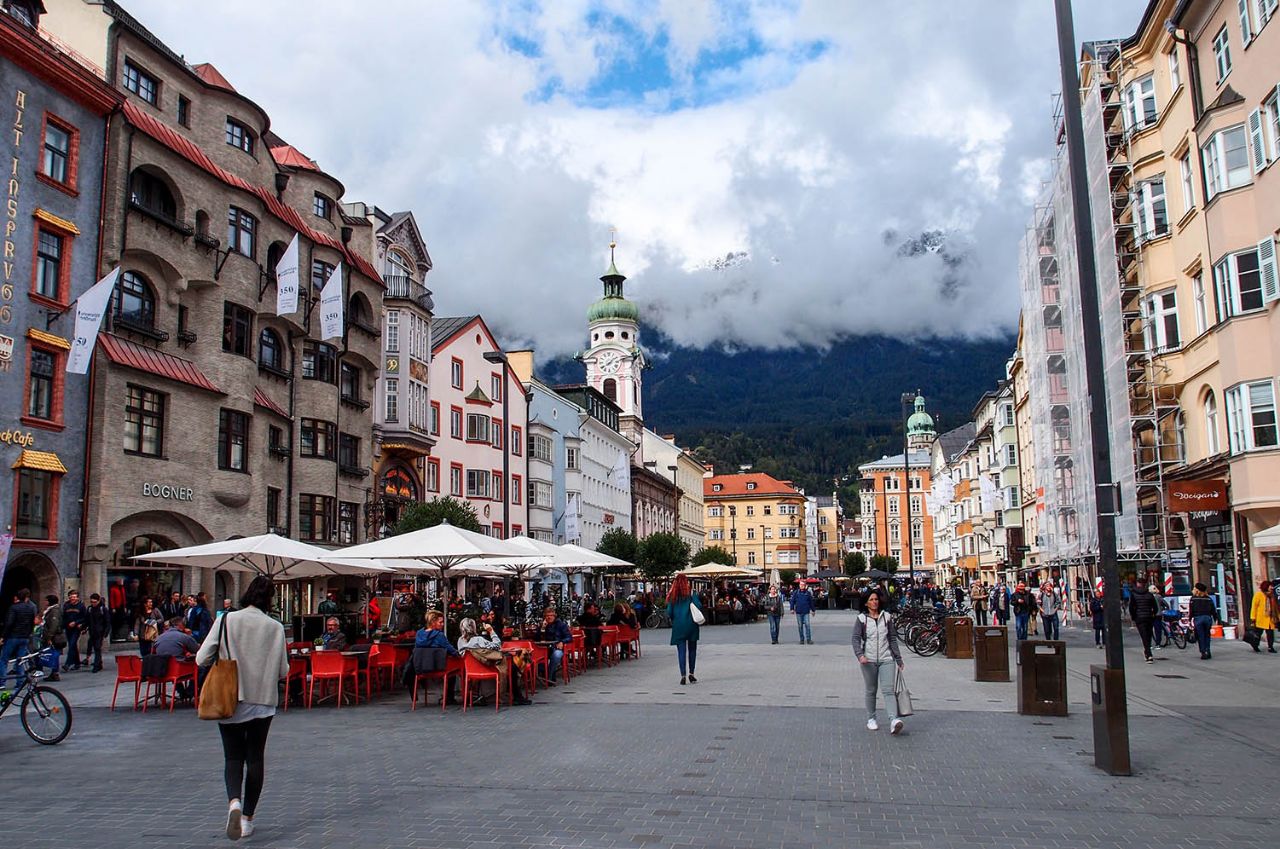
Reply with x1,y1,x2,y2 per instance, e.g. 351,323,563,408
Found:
598,351,623,374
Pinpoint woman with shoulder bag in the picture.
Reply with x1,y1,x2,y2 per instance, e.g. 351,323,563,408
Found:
196,576,289,842
135,596,163,657
851,588,906,735
667,574,703,685
39,595,66,681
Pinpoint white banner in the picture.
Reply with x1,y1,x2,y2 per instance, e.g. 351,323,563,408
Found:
319,261,344,340
609,449,630,491
66,267,121,374
979,475,1003,513
564,494,580,543
274,233,300,315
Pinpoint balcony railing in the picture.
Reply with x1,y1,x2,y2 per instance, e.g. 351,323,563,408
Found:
128,199,194,237
382,273,433,310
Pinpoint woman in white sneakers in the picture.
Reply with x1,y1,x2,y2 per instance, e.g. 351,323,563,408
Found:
197,575,289,841
851,588,905,735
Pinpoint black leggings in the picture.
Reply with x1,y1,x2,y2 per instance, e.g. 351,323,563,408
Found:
219,717,273,817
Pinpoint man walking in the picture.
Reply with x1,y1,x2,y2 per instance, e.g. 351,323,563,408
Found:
990,580,1011,626
85,593,110,673
1,589,39,692
790,581,815,644
1038,580,1062,641
971,581,988,626
1128,577,1160,663
62,590,88,671
1011,581,1037,641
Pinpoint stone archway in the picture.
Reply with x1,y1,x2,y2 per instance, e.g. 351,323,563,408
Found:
0,551,60,619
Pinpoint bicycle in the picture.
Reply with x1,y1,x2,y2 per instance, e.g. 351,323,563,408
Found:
1156,611,1190,650
644,608,671,629
0,648,73,745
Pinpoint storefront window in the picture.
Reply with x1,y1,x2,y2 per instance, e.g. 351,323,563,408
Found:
110,534,183,614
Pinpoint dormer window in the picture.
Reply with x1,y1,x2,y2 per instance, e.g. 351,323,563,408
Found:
746,482,756,490
225,118,254,154
712,484,722,492
313,192,332,220
4,0,39,27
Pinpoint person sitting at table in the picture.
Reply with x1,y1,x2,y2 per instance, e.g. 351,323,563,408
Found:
153,617,200,658
607,600,638,658
415,612,460,656
534,607,572,686
479,607,506,638
319,617,348,651
318,591,343,616
456,617,532,706
577,602,605,664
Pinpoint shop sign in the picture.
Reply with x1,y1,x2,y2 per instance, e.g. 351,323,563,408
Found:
141,482,195,501
0,428,35,447
1167,479,1228,512
1188,510,1229,529
1167,549,1190,569
0,333,12,361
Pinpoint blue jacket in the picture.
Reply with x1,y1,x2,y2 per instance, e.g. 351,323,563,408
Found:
536,618,572,646
667,596,702,645
790,589,815,615
415,627,460,656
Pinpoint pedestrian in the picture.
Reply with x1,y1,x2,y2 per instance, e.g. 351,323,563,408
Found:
85,593,110,672
1189,583,1218,660
62,590,88,671
135,596,163,657
38,595,66,681
1010,582,1036,641
1151,585,1168,649
160,590,184,622
108,578,128,642
1249,580,1278,653
790,580,815,644
188,592,214,643
217,598,234,619
971,581,988,626
196,575,290,842
1089,589,1106,649
666,573,703,686
852,589,905,735
1,588,38,692
765,584,785,644
990,580,1010,626
1039,580,1061,641
1128,577,1160,663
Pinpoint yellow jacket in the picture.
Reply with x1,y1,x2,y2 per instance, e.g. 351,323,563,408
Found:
1251,591,1277,630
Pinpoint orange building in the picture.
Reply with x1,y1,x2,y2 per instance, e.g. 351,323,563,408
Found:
857,396,939,576
703,473,809,571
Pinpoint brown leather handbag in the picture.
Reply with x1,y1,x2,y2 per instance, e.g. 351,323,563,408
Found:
198,614,239,720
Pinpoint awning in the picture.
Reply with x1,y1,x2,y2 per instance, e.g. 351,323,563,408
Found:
1254,523,1280,553
11,449,68,474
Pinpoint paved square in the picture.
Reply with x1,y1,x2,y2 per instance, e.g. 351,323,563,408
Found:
3,611,1276,848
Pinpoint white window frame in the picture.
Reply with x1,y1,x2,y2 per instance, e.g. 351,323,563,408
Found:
1201,125,1251,200
465,413,491,442
1225,380,1278,453
1212,25,1231,82
707,506,723,518
1259,0,1279,27
385,309,399,353
1205,392,1221,455
466,468,491,499
1179,152,1195,215
1141,288,1181,352
1167,49,1181,91
1123,74,1158,131
1266,87,1280,162
1192,273,1208,335
1003,443,1017,467
1137,176,1168,240
566,446,579,470
1213,249,1266,319
1239,0,1255,44
384,378,398,423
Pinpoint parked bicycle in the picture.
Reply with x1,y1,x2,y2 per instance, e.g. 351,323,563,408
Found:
644,608,672,629
1156,610,1190,650
0,649,73,745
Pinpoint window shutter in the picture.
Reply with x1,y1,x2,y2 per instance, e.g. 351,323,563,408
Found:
1259,236,1279,304
1241,0,1255,43
1248,108,1268,172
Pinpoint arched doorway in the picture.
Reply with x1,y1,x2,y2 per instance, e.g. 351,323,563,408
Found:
378,465,419,534
0,552,59,619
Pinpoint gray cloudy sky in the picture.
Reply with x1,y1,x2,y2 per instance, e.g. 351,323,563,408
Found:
125,0,1147,356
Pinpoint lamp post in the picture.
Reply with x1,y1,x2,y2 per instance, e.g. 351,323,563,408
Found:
1054,0,1129,775
901,391,917,583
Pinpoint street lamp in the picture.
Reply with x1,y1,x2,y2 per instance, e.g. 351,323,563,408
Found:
901,390,918,583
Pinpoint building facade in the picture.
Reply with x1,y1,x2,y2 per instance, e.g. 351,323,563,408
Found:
859,397,938,575
814,495,843,569
0,3,117,610
704,472,808,571
553,384,633,549
581,248,647,448
42,2,384,609
426,315,528,538
641,430,705,556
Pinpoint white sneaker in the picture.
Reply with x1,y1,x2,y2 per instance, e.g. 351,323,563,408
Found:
226,800,242,841
241,819,255,839
890,719,904,735
866,718,878,731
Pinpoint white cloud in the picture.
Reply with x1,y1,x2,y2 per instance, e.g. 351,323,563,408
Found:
119,0,1147,356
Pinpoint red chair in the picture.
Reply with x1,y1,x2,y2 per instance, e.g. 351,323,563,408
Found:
505,640,539,694
111,655,143,712
141,657,196,712
367,644,399,696
619,625,641,659
281,657,308,710
600,627,619,666
460,652,501,712
308,651,357,708
411,655,462,711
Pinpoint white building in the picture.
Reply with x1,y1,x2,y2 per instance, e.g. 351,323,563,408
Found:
426,316,529,537
641,430,705,556
582,247,647,449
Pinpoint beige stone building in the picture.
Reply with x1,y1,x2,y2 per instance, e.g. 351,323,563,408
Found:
640,430,705,557
43,4,384,611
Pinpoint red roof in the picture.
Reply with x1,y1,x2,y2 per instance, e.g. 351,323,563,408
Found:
97,333,222,393
121,100,381,283
704,472,804,499
269,144,318,172
192,63,236,92
253,387,290,419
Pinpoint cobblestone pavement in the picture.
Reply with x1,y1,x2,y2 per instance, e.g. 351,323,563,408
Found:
3,611,1276,849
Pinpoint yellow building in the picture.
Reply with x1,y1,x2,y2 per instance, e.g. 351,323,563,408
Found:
703,473,807,572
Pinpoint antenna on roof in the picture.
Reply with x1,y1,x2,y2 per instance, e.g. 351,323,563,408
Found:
609,226,617,262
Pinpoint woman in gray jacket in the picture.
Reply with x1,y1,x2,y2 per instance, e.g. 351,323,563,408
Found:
197,576,289,842
851,589,905,735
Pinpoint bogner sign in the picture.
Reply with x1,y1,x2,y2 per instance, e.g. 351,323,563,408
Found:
1166,479,1228,512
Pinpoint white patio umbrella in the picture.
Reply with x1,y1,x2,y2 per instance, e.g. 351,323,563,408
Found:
332,522,536,625
130,532,394,580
